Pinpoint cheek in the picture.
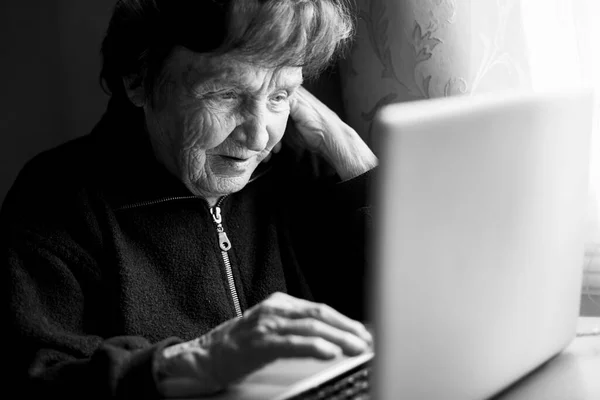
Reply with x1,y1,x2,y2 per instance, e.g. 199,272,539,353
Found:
179,104,237,150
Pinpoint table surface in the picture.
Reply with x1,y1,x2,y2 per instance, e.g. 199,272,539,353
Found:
580,293,600,317
491,315,600,400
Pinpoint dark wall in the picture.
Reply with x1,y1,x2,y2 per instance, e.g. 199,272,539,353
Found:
0,1,113,204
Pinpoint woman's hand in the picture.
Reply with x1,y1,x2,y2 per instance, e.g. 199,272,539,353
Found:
287,86,378,180
155,292,373,398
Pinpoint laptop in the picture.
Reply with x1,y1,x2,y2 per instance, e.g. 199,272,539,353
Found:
202,87,593,400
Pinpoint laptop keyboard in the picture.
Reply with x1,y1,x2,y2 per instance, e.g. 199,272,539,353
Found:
289,361,372,400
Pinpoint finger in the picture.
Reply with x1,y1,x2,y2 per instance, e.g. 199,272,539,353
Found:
272,142,282,154
278,318,368,356
266,334,341,360
291,85,313,104
262,152,272,163
264,293,373,347
288,86,315,123
300,300,372,345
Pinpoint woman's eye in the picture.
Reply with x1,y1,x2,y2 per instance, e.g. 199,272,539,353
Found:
271,92,289,103
217,90,239,100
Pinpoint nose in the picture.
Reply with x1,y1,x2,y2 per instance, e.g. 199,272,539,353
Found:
237,103,270,152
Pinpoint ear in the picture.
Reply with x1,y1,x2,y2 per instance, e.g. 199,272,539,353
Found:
123,75,146,108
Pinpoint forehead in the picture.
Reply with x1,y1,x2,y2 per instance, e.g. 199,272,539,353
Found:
168,47,303,90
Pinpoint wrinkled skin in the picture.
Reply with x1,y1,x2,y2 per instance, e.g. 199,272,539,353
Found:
130,47,299,205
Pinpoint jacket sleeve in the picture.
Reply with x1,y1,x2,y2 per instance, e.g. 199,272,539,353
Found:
310,169,375,322
1,165,181,400
277,148,376,322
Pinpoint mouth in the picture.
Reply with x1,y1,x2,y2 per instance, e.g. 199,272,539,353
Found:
221,155,250,161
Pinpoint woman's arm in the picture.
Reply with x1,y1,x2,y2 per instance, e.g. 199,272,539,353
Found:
3,227,181,399
288,86,378,181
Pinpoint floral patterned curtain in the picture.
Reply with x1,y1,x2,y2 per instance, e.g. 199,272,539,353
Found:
340,0,600,293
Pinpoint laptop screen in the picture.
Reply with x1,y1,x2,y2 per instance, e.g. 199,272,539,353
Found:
370,88,594,399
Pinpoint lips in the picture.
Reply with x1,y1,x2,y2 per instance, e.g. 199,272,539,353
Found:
220,154,252,161
221,155,250,162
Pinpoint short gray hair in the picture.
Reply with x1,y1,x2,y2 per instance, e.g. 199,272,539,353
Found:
100,0,355,104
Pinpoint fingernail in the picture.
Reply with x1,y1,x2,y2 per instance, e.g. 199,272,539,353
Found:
324,343,342,359
358,327,373,346
347,335,368,355
365,330,374,346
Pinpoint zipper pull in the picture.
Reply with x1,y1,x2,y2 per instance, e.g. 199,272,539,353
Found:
216,227,231,251
210,206,222,223
210,206,232,251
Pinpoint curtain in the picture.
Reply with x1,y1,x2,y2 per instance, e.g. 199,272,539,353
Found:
340,0,600,293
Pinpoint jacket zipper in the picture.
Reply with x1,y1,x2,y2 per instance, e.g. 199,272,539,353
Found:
209,197,243,319
116,196,198,210
117,195,244,318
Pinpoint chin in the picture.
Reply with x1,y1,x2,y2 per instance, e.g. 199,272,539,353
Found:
206,175,253,198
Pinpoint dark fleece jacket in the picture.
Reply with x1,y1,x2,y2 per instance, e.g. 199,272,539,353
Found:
0,101,372,399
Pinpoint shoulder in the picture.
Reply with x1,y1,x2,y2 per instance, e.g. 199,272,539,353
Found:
7,133,103,204
0,125,117,236
19,133,102,190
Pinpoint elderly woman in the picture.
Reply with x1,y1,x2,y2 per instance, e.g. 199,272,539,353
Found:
1,0,377,398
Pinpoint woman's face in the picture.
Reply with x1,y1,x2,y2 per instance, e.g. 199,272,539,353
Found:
142,47,303,204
